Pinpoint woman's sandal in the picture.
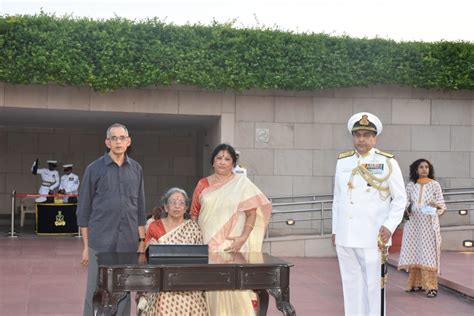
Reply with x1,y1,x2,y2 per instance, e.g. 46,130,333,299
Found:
427,289,438,298
406,287,422,292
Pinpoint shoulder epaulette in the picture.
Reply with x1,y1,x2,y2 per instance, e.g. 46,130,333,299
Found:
375,150,394,158
338,150,356,159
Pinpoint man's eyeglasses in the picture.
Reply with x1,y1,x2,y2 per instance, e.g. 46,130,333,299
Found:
167,200,186,206
108,136,129,142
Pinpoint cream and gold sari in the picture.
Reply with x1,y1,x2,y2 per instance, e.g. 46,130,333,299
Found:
196,175,271,316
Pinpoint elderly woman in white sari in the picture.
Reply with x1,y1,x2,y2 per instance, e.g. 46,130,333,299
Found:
191,144,272,316
137,188,208,316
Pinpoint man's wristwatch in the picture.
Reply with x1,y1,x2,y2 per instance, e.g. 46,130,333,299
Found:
138,238,145,242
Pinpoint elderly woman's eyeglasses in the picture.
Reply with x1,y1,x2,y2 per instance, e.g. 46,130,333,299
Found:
108,136,128,142
167,200,186,206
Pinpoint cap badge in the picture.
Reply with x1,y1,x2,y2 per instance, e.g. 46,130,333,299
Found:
359,115,370,126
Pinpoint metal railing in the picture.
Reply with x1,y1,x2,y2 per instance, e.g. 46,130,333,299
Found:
442,187,474,192
266,187,474,239
268,187,474,203
7,187,473,239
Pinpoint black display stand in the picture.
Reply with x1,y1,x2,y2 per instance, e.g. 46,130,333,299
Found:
36,203,78,235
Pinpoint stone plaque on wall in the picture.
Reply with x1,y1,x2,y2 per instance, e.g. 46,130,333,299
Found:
256,128,269,143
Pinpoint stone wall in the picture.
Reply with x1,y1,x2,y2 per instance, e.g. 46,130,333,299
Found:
235,86,474,197
1,82,473,213
0,127,200,214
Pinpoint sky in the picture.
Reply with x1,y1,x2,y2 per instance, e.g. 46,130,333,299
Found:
0,0,473,42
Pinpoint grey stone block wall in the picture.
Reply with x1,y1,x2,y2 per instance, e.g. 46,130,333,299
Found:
255,122,294,149
274,150,313,176
292,176,333,196
232,86,474,198
0,126,200,214
275,96,313,123
1,82,473,215
293,124,332,150
314,98,352,124
431,100,472,125
392,99,431,125
0,174,5,193
450,126,472,152
471,153,474,178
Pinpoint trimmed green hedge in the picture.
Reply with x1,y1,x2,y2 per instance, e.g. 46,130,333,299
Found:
0,13,473,91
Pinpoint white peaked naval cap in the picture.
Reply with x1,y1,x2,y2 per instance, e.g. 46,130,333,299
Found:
347,112,383,136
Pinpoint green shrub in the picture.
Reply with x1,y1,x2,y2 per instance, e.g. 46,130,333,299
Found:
0,13,472,91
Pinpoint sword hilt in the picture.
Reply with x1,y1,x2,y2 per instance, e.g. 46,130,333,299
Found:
378,234,388,262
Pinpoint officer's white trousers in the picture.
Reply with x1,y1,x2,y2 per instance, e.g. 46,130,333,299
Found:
336,245,385,316
36,185,49,203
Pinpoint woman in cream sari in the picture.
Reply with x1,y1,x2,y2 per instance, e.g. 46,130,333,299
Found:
191,144,272,316
137,188,208,316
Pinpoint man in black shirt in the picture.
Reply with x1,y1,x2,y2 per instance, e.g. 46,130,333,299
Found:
77,123,146,315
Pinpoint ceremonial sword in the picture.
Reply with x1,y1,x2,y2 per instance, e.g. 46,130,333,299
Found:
378,235,389,316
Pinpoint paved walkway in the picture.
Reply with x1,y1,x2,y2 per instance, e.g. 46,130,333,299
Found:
1,236,472,315
388,251,474,298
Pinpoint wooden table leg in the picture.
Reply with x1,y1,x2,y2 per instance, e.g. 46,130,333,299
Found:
268,288,296,316
256,289,269,316
93,290,127,316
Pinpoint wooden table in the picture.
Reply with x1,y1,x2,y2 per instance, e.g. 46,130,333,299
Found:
93,252,295,315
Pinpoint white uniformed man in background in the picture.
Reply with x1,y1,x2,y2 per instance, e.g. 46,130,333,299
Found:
232,150,247,176
332,112,407,316
59,164,80,203
31,159,60,203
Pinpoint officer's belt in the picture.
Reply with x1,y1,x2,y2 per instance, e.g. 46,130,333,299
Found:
41,181,55,187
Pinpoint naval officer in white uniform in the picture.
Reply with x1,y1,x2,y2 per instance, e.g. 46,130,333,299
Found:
59,164,80,203
31,159,60,203
232,150,247,176
332,112,406,316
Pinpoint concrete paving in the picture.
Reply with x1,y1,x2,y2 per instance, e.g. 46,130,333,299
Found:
1,235,472,316
388,251,474,298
